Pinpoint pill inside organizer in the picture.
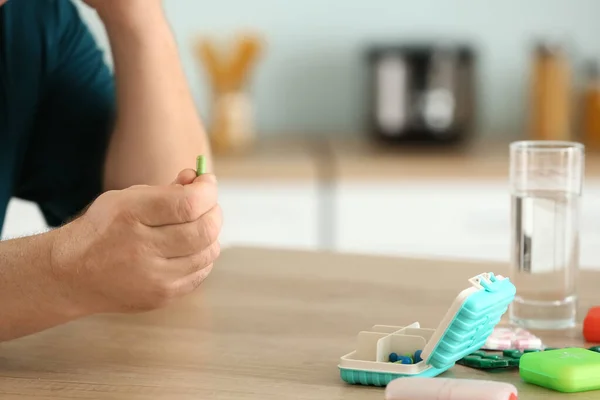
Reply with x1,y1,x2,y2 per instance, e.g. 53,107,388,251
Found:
388,350,423,364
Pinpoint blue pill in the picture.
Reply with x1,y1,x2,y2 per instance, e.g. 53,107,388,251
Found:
389,352,399,362
398,356,412,364
414,350,423,363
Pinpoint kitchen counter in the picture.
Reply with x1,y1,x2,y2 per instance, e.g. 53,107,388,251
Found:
212,138,318,181
213,136,600,182
329,137,513,181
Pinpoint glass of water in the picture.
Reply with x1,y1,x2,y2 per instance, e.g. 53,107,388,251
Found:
509,140,584,330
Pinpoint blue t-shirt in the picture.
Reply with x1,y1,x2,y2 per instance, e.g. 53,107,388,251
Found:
0,0,115,233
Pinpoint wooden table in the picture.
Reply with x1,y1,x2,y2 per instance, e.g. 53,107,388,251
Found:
0,247,598,399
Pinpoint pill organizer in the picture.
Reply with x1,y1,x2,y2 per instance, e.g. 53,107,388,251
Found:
338,272,516,386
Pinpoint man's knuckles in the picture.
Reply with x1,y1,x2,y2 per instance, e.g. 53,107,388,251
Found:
197,205,222,245
188,241,221,273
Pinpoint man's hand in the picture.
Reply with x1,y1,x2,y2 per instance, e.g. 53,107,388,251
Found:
51,169,221,314
0,169,221,341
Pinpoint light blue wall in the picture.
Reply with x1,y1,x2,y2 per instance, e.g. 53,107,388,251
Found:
77,0,600,139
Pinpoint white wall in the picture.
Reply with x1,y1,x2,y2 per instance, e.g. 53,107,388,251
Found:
74,0,600,137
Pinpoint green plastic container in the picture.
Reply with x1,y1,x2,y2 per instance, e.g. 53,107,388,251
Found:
520,348,600,393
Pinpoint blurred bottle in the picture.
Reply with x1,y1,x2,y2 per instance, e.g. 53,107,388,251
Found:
581,61,600,151
195,33,263,155
528,42,572,141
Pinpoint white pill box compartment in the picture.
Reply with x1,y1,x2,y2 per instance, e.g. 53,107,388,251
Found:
338,272,517,386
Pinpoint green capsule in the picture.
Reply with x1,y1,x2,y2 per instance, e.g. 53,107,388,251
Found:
196,155,207,176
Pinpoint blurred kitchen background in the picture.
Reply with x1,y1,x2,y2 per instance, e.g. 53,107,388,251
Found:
4,0,600,268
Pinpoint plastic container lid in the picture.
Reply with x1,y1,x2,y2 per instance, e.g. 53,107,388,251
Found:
420,273,517,370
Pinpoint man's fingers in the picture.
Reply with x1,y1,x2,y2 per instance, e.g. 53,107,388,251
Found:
171,169,198,185
173,263,215,295
126,174,218,226
171,168,218,186
149,205,222,258
193,173,217,184
162,240,220,280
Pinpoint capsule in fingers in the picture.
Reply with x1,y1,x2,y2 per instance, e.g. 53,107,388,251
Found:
196,155,207,176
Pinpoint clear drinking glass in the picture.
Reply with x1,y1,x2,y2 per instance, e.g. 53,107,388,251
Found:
509,140,584,330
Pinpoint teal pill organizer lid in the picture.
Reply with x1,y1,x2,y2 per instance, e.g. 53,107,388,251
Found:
420,272,517,370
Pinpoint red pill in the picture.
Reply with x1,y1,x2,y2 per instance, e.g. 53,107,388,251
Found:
583,307,600,343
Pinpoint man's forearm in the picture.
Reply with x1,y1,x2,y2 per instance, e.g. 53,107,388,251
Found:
0,231,81,342
99,4,211,189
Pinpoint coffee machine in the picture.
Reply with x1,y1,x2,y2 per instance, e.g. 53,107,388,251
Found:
366,44,476,145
